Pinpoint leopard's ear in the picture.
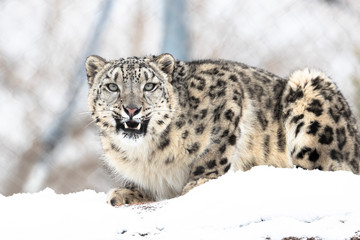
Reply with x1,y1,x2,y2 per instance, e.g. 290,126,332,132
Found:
85,55,106,86
154,53,175,76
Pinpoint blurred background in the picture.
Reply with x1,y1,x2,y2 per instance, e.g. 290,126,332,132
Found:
0,0,359,196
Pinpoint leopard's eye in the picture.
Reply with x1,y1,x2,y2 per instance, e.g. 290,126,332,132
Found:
106,83,119,92
144,83,157,91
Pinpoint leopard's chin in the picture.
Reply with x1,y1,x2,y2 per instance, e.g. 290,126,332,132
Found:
115,119,150,139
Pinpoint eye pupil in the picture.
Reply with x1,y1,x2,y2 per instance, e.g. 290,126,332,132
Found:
144,83,156,91
107,83,119,92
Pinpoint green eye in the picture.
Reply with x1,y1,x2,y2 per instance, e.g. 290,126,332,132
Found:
144,83,157,91
107,83,119,92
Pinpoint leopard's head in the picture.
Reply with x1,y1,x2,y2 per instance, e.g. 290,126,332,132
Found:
85,53,176,142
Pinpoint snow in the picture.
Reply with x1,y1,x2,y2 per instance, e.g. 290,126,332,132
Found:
1,166,360,240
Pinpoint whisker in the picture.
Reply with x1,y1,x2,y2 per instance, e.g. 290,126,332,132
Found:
78,111,93,115
94,110,115,113
84,119,96,129
78,110,116,115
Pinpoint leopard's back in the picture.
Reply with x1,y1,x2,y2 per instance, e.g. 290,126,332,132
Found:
229,66,360,174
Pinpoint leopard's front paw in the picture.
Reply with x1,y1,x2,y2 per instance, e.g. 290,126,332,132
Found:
107,188,151,206
181,178,210,195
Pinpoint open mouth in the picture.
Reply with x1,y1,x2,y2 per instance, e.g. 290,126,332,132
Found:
123,120,142,130
115,119,150,136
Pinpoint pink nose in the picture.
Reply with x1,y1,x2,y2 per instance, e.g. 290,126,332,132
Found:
124,106,141,118
126,108,137,116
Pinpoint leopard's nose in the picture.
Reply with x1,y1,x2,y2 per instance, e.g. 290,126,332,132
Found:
123,105,142,118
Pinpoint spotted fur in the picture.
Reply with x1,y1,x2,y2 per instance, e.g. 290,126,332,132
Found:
85,54,360,206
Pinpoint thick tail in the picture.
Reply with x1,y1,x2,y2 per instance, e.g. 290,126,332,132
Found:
283,68,360,174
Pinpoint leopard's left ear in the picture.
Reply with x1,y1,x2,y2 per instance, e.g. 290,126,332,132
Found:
154,53,175,76
85,55,106,86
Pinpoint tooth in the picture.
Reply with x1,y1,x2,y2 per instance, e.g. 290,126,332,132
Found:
136,124,141,130
124,122,129,129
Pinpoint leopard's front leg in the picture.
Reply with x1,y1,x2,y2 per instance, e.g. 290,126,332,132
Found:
107,187,153,206
182,139,236,195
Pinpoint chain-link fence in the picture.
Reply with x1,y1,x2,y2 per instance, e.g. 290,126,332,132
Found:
1,0,359,196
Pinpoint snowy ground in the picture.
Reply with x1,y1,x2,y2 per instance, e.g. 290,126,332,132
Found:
1,166,360,240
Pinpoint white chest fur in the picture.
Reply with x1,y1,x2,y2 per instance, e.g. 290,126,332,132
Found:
104,134,190,200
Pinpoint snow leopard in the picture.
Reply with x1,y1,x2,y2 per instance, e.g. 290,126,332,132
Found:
85,53,360,206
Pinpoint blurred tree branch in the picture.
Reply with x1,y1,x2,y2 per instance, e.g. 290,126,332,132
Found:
3,0,114,195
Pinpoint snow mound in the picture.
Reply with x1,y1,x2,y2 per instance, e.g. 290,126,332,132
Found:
1,166,360,240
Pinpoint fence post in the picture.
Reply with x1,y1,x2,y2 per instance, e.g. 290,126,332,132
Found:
162,0,189,61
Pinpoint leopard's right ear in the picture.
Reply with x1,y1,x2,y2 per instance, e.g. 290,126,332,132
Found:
85,55,106,86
